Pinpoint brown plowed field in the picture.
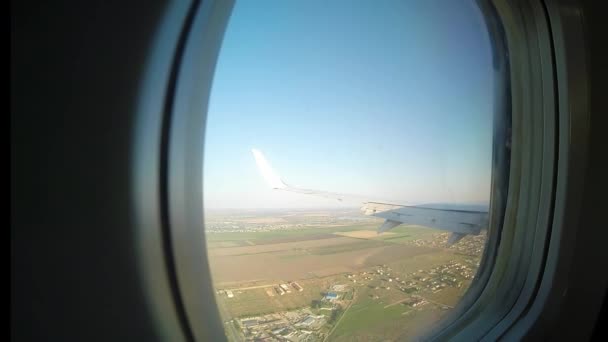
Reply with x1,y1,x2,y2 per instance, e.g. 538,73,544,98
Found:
208,235,437,286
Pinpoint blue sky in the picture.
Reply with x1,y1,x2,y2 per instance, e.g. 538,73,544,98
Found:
203,0,495,209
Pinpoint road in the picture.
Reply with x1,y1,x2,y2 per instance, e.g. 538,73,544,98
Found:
324,290,356,342
384,297,411,308
225,321,241,342
225,283,276,291
216,298,242,342
417,294,454,309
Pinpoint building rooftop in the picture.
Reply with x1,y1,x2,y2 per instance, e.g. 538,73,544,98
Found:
325,292,338,299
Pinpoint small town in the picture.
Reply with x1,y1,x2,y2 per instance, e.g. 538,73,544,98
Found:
219,255,481,341
405,232,487,256
236,308,327,342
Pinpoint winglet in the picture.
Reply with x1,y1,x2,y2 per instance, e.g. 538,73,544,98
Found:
251,149,286,189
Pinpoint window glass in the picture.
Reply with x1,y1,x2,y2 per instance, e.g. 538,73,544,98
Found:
204,1,495,340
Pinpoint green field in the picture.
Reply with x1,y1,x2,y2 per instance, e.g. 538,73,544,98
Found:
374,225,439,242
218,276,343,318
205,223,380,244
310,240,387,255
206,223,440,248
331,294,407,339
326,251,473,341
328,287,449,341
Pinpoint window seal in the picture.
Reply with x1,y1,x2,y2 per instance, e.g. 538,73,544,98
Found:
418,0,512,339
133,0,235,341
426,0,590,340
163,1,235,341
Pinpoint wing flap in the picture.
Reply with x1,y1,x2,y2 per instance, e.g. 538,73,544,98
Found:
363,202,487,235
447,232,467,247
378,219,402,234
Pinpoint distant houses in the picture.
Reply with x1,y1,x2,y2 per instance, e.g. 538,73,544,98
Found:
264,282,304,296
279,284,292,294
220,283,305,299
290,282,303,292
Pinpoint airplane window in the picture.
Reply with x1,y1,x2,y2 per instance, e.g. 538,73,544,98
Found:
203,0,501,340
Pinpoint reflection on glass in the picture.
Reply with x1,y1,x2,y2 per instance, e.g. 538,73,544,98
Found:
204,0,495,340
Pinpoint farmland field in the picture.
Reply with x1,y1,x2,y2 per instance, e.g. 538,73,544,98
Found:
207,225,440,285
205,208,485,341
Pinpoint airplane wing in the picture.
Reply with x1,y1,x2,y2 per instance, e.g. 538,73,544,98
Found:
252,148,354,201
252,149,488,246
